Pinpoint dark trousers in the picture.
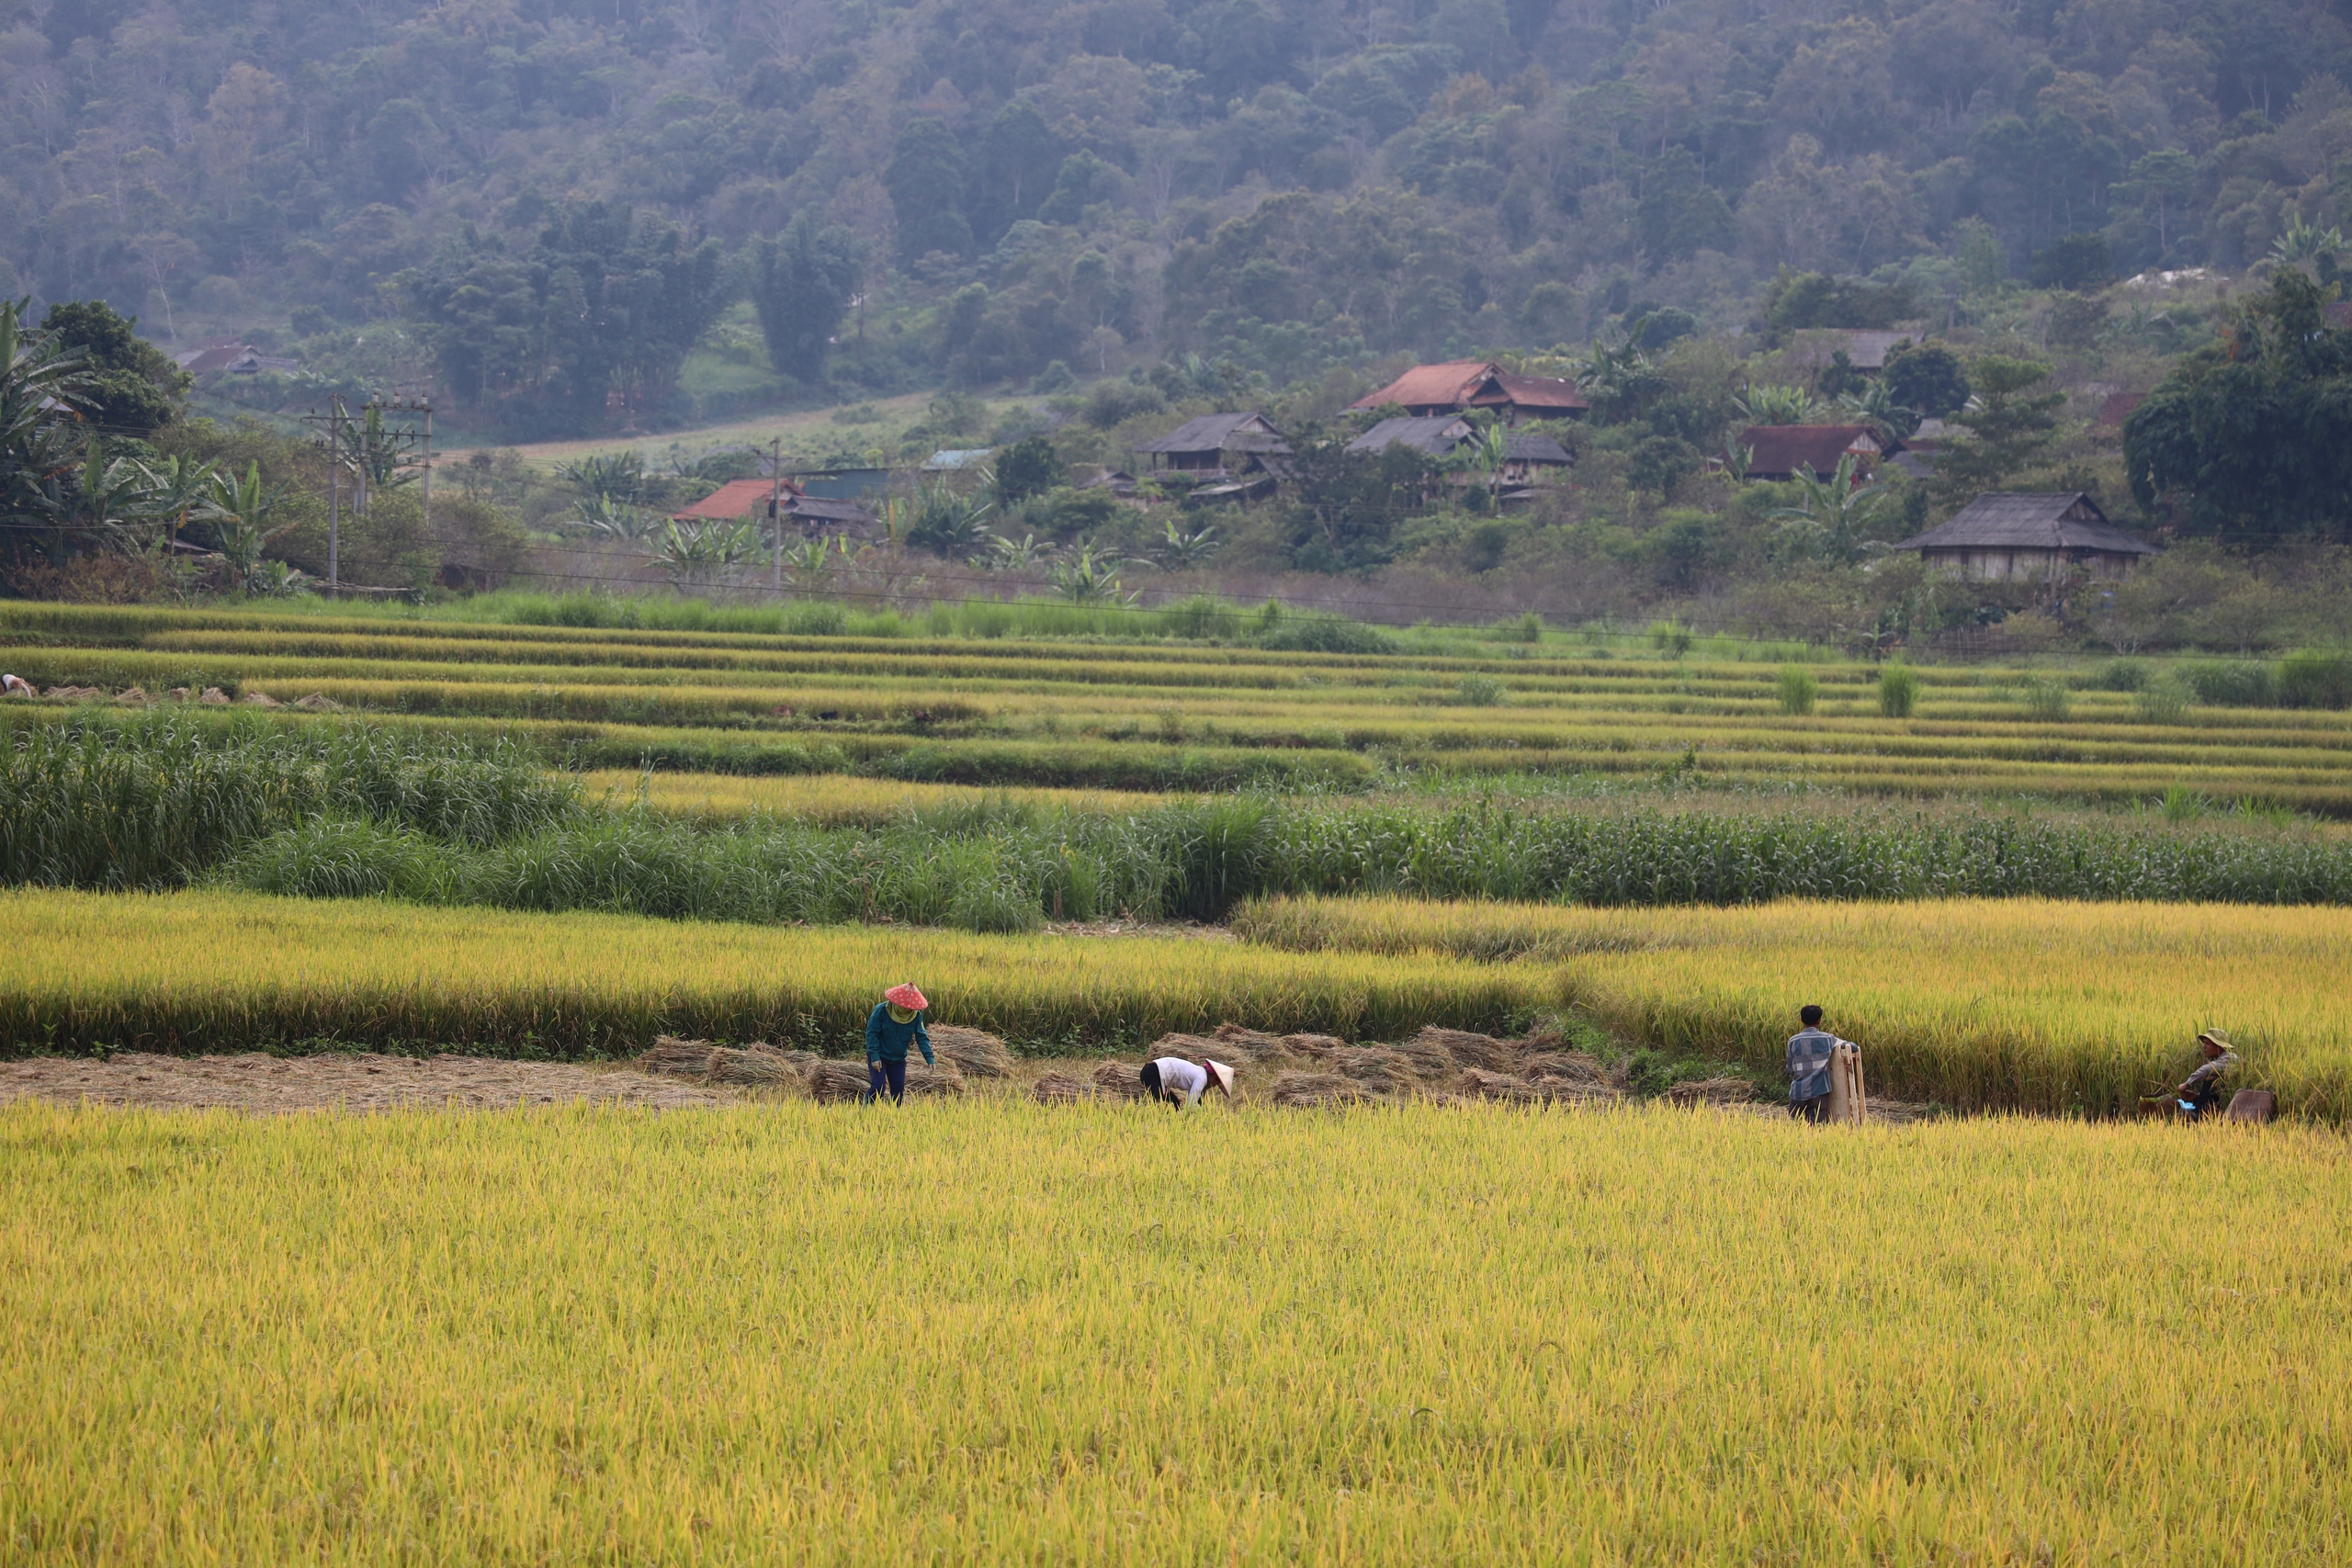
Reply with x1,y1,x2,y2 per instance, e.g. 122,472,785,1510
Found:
1137,1061,1181,1107
1791,1093,1831,1123
866,1058,907,1105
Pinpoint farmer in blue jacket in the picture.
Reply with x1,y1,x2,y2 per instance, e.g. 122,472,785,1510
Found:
865,983,935,1105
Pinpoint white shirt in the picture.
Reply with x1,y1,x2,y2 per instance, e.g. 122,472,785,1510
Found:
1151,1057,1211,1105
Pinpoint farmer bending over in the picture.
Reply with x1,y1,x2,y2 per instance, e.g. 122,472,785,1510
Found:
1139,1055,1234,1109
2172,1029,2238,1121
865,983,934,1105
1785,1004,1838,1123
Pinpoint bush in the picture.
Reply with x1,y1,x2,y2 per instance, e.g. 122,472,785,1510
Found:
2022,677,2071,722
2278,651,2352,711
2135,677,2190,723
1648,619,1695,657
2184,661,2276,707
1258,617,1396,655
1777,669,1817,716
1453,674,1506,706
1876,664,1920,718
1081,379,1165,430
2089,660,2149,693
220,818,453,900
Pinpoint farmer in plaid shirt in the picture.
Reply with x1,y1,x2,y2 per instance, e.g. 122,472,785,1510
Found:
1785,1004,1838,1123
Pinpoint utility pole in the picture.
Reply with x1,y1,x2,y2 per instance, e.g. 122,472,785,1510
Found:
326,395,342,592
771,436,783,596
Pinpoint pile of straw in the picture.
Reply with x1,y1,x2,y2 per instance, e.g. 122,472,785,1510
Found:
1030,1073,1092,1105
1324,1046,1420,1094
1266,1072,1374,1108
1413,1026,1521,1072
929,1026,1013,1078
639,1036,722,1078
1666,1076,1760,1107
706,1045,817,1086
1091,1061,1150,1100
806,1059,966,1103
1456,1067,1544,1104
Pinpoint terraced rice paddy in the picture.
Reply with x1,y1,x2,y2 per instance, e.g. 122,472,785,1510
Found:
7,602,2350,809
5,1099,2345,1562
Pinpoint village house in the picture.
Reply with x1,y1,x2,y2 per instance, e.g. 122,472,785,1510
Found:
1345,416,1575,506
672,478,875,535
1736,423,1893,481
1785,329,1917,375
1896,492,2157,581
1131,412,1289,476
1351,360,1588,423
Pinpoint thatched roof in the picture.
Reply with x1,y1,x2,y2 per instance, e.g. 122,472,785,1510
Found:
1896,492,2157,556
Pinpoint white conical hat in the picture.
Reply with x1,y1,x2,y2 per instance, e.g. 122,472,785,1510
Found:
1205,1060,1236,1095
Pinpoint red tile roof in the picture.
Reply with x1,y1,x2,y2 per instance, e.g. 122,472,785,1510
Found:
673,478,799,521
1352,360,1494,411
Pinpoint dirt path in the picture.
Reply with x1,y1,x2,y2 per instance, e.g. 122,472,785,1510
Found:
0,1052,730,1113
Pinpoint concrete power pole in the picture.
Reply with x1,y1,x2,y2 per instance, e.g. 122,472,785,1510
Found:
771,436,783,596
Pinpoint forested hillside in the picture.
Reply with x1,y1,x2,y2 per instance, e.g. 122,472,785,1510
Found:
6,0,2349,434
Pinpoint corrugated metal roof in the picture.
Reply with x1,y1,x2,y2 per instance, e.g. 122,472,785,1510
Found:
923,448,995,470
1345,415,1473,457
1132,412,1285,454
1896,492,2157,555
1505,432,1574,464
1480,372,1588,412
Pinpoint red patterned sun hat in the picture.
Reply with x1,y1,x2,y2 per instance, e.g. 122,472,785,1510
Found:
884,983,928,1011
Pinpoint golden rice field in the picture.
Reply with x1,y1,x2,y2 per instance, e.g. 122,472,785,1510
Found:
1237,895,2352,1120
4,1099,2345,1563
0,887,1538,1055
7,601,2350,809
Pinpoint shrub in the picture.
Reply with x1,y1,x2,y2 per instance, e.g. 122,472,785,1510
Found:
2022,677,2071,722
1648,619,1695,657
2278,651,2352,711
2089,660,2149,693
1258,617,1396,655
2135,677,2190,723
1877,664,1919,718
1776,669,1817,716
2184,661,2276,707
1453,674,1506,706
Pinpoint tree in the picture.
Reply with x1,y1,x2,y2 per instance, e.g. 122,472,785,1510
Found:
39,301,187,436
975,101,1060,243
1282,429,1430,570
1934,355,2064,501
885,118,973,263
1770,453,1892,562
0,300,97,539
205,461,297,591
2125,270,2352,542
993,435,1062,504
1883,342,1971,418
2030,232,2112,290
752,212,865,383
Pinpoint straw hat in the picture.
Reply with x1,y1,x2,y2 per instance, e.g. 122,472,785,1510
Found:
2197,1027,2233,1050
884,983,928,1011
1204,1060,1236,1096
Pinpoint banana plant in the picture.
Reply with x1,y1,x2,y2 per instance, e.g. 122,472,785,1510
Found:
1735,384,1820,424
1767,452,1892,564
0,299,96,535
987,532,1053,570
1155,517,1222,568
206,461,295,592
778,533,844,597
1049,545,1140,605
1836,382,1922,444
572,493,659,542
647,517,763,590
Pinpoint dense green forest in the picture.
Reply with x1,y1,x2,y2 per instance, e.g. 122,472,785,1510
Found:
6,0,2350,434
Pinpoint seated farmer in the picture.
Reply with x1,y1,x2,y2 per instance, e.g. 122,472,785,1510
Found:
2174,1029,2238,1121
865,983,934,1105
1785,1004,1837,1123
1138,1055,1235,1109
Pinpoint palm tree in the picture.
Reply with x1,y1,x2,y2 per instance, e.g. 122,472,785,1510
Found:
1767,453,1891,564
